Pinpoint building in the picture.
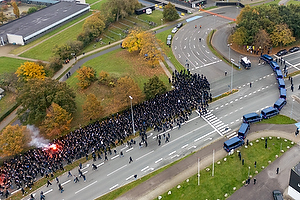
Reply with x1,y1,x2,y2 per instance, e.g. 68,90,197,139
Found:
0,1,90,45
288,161,300,199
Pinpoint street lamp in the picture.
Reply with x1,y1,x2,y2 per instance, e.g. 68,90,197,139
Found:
228,43,233,92
291,98,295,118
239,55,243,69
129,96,136,135
248,166,251,177
231,58,234,92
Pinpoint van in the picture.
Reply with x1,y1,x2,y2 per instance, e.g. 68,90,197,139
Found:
238,123,250,139
275,70,283,79
270,61,280,71
274,98,286,111
261,107,279,119
241,57,251,69
279,88,286,99
261,54,273,64
278,78,285,89
223,137,245,152
243,112,262,123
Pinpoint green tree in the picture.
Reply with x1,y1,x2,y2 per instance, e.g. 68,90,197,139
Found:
231,27,247,46
12,1,20,18
17,78,76,125
82,93,103,121
270,23,295,47
0,72,18,93
103,0,139,21
41,102,72,138
163,3,179,21
46,56,63,72
0,125,29,157
144,75,167,100
27,7,38,14
76,66,97,89
53,40,83,60
0,12,8,24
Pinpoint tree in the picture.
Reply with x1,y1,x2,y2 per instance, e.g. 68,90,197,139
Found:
83,12,105,39
12,1,20,18
113,76,144,109
163,3,179,21
0,125,29,157
144,75,167,100
46,56,63,72
103,0,139,21
0,72,18,93
0,12,8,24
82,93,103,121
15,61,46,81
270,23,295,47
254,29,271,50
122,29,164,67
27,7,38,14
53,40,83,60
76,66,97,89
41,103,72,138
231,27,247,46
17,78,76,125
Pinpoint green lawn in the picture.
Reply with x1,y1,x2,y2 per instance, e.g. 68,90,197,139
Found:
160,137,294,200
156,29,185,72
11,12,92,56
90,0,107,10
0,57,27,74
258,114,297,124
0,91,17,117
137,10,164,26
86,0,101,4
288,0,300,4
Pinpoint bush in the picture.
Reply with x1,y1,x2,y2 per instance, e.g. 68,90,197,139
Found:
27,7,37,14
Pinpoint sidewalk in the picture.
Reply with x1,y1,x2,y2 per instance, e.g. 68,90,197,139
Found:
116,124,300,200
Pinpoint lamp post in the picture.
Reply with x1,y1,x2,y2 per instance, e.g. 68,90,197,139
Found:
228,43,233,92
129,96,135,135
291,98,295,118
248,166,251,177
239,55,243,69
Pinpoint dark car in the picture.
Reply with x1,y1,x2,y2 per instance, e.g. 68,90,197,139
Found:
289,46,300,53
176,23,183,28
272,190,283,200
276,49,288,56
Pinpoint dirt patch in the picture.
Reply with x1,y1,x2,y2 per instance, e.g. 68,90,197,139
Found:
2,4,33,19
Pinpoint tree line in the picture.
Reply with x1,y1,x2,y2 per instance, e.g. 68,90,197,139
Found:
232,4,300,50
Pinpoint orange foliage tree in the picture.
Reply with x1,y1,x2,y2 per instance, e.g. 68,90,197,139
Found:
82,93,103,121
76,66,97,89
15,61,46,81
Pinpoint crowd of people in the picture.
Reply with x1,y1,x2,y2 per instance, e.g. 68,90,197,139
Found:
0,70,211,198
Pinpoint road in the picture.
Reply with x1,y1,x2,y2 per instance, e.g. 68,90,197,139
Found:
22,6,300,200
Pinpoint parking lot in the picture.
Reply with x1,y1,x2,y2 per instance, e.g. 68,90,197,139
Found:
275,49,300,73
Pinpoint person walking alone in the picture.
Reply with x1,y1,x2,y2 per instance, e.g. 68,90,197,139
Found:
58,183,64,193
129,156,133,164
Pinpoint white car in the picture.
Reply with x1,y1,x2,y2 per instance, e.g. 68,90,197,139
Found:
171,27,178,33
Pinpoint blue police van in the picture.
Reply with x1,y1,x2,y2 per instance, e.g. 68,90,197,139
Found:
223,137,245,152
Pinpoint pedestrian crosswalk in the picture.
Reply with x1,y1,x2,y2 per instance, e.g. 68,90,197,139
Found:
201,111,231,136
225,131,238,139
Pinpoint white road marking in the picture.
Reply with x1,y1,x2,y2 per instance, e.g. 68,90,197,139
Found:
75,181,97,194
83,170,88,174
188,146,196,150
121,146,128,151
126,175,134,181
126,147,133,152
204,137,213,141
169,151,176,156
97,162,104,167
141,166,149,172
230,101,233,104
230,121,234,124
136,150,154,161
109,184,119,191
155,158,163,164
194,130,216,142
111,155,119,160
107,165,127,176
82,164,90,170
171,155,179,159
44,189,53,195
61,180,71,186
11,188,21,195
181,144,189,149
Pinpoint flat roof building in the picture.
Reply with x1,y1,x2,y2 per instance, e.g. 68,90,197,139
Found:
0,1,90,45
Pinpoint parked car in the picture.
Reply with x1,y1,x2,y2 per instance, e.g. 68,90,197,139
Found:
171,27,178,33
288,46,300,53
176,22,183,28
166,39,171,46
167,35,172,41
272,190,283,200
276,49,288,56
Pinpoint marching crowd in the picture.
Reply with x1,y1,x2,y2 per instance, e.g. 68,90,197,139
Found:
0,70,211,198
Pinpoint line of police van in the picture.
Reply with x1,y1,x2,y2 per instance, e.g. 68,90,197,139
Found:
223,54,287,152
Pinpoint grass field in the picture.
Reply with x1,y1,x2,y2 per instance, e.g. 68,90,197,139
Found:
0,91,17,117
66,48,170,128
258,114,297,124
10,12,92,56
160,137,294,200
0,57,27,74
90,0,107,10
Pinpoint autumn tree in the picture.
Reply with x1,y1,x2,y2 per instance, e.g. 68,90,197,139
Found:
163,2,179,21
12,1,20,18
53,40,83,60
0,12,8,24
15,61,46,81
82,93,103,121
0,125,29,157
76,66,97,89
144,75,167,100
0,72,18,93
113,76,144,109
78,12,106,46
231,27,247,46
270,23,295,47
103,0,139,21
254,29,271,50
41,103,72,138
122,29,164,67
17,78,76,125
47,56,63,72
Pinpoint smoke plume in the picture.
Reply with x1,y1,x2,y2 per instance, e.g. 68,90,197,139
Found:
27,125,49,148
